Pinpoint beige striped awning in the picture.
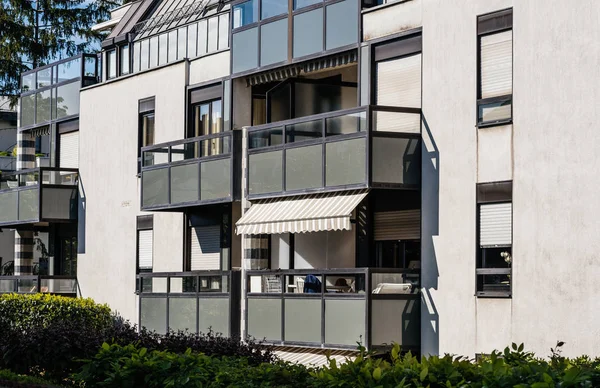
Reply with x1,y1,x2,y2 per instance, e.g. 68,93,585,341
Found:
236,190,368,235
271,346,358,367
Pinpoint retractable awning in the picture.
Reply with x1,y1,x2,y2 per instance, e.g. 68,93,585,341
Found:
236,190,368,235
271,346,358,367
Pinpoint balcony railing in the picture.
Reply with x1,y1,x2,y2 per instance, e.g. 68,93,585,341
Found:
245,268,421,350
136,271,241,337
246,105,421,199
0,168,78,227
0,275,78,296
140,131,241,211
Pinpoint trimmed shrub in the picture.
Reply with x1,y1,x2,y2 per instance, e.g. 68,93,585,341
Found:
0,369,61,387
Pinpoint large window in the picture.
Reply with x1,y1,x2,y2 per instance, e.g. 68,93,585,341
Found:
186,210,230,271
106,49,117,80
138,97,156,171
189,84,224,156
137,215,154,291
477,8,512,127
476,181,512,297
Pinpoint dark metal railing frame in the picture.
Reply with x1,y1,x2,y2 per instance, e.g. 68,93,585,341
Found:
0,275,78,295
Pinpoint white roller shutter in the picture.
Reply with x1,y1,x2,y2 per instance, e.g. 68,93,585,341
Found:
59,131,79,169
374,210,420,241
376,53,421,108
479,203,512,247
480,30,512,98
138,230,153,269
190,225,221,270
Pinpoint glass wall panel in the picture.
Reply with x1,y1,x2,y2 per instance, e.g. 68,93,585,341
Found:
140,39,150,71
187,23,198,57
169,298,197,332
260,19,287,66
325,138,366,187
233,0,258,28
249,127,283,148
168,30,178,62
178,27,187,60
262,0,287,19
284,298,321,343
22,73,35,92
325,0,358,50
159,34,168,66
19,188,39,221
171,163,199,204
232,27,259,73
201,158,231,200
207,17,219,52
149,36,159,68
37,67,52,88
0,191,18,223
326,111,366,136
56,58,81,82
247,298,281,341
198,298,229,336
249,150,283,195
197,20,208,55
294,0,319,10
218,14,229,50
142,168,169,207
140,297,167,334
293,9,323,58
56,81,80,119
324,299,365,346
133,41,141,72
372,137,420,185
120,45,130,75
286,119,322,143
286,144,322,191
21,94,35,127
107,49,117,79
36,90,51,123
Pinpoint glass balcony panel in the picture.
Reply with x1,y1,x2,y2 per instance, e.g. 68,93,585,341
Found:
171,163,199,204
372,272,419,293
248,150,283,195
17,278,37,293
140,297,167,334
232,27,259,73
18,189,39,221
143,147,169,167
249,127,283,148
324,299,365,346
56,81,80,119
479,99,512,124
199,136,229,157
286,119,322,143
260,19,288,66
198,275,227,292
169,276,198,293
170,143,196,162
169,297,197,332
200,158,231,201
284,298,321,343
293,8,323,58
41,170,78,185
371,298,420,347
285,144,322,191
142,168,169,207
373,111,420,133
0,279,15,293
325,111,366,136
325,138,366,187
199,298,230,336
56,58,81,83
372,137,420,186
233,0,258,28
324,274,365,294
42,187,76,220
37,67,52,88
0,191,18,223
40,278,77,294
21,94,35,127
325,0,358,50
247,298,281,341
22,73,35,92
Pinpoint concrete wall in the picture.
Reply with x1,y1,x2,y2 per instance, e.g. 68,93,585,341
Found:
79,63,188,320
365,0,600,358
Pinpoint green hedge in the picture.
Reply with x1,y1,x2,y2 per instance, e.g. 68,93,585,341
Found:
74,343,600,387
0,369,61,387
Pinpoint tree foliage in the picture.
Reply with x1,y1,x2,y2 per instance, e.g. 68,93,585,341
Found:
0,0,119,103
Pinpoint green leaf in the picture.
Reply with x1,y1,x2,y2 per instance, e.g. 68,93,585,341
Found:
139,348,147,357
373,367,382,381
518,343,524,352
420,367,428,382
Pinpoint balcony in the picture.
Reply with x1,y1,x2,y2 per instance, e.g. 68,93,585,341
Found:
245,268,420,350
136,271,241,337
0,275,78,296
140,132,241,211
246,105,421,199
0,168,78,227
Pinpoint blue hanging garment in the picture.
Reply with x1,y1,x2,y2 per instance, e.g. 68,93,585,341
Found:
303,274,321,293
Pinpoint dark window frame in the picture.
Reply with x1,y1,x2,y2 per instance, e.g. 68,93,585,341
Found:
476,8,513,128
138,97,156,174
136,215,154,275
106,49,118,80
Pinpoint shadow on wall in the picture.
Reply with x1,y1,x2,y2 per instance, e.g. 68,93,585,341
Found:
78,178,86,255
421,115,439,356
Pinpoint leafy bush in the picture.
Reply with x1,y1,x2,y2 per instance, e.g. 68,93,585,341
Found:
0,369,61,387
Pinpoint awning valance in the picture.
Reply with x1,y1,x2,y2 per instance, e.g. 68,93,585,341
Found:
236,190,368,235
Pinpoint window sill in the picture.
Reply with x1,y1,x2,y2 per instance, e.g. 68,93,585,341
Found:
476,291,511,298
477,119,512,129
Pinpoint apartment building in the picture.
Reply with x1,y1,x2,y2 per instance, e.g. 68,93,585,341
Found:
1,0,599,360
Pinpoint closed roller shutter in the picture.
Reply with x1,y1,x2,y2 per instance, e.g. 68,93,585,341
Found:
374,210,420,241
59,131,79,169
479,203,512,247
480,30,512,98
190,225,221,270
138,230,153,269
376,53,421,108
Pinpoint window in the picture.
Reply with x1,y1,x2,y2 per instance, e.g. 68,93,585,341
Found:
261,0,287,20
120,45,130,75
477,8,512,126
137,215,153,291
186,211,230,271
107,49,117,79
233,0,258,28
189,85,223,156
138,97,155,172
476,181,512,297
